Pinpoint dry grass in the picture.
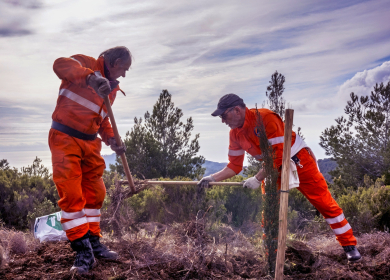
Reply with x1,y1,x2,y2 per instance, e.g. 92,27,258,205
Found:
9,232,27,254
0,245,3,267
1,219,390,279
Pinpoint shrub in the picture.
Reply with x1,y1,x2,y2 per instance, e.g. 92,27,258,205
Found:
27,197,59,230
9,232,27,254
0,158,58,229
337,176,390,233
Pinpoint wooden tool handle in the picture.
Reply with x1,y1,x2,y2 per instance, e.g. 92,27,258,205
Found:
104,96,136,193
138,181,244,186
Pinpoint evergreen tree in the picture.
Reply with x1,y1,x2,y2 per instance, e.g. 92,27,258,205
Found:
266,71,286,120
118,90,205,179
320,81,390,187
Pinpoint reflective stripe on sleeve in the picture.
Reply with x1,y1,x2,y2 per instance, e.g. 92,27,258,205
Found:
87,216,101,223
228,149,245,156
85,208,101,216
59,88,107,119
61,210,85,219
70,57,82,66
268,136,284,145
333,223,352,235
325,213,345,225
61,216,88,231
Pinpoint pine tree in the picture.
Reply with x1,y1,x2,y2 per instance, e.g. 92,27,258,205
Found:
119,90,205,179
266,71,286,120
320,81,390,187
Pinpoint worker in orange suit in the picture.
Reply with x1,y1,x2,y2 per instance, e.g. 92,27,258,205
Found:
198,93,361,263
49,46,131,274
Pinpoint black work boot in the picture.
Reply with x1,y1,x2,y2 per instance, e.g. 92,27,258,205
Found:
70,232,96,274
343,245,361,262
89,235,118,260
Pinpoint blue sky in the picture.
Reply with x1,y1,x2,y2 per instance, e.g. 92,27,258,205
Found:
0,0,390,170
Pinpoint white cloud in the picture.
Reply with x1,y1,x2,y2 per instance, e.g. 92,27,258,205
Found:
337,61,390,102
1,0,390,169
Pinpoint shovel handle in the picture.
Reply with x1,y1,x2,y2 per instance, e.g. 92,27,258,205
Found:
103,96,136,193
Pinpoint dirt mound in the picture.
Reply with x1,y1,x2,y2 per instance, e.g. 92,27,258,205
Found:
1,225,390,279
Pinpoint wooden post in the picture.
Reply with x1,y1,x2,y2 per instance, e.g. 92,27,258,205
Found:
104,96,136,193
275,109,294,279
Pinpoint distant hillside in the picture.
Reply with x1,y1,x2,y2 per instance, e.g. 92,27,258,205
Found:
102,153,117,170
103,154,337,182
202,160,228,176
317,158,338,182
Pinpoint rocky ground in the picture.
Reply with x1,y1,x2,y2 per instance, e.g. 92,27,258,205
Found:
1,222,390,279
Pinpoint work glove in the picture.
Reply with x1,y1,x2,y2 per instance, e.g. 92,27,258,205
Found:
243,176,261,189
197,175,216,189
88,73,111,98
108,137,126,155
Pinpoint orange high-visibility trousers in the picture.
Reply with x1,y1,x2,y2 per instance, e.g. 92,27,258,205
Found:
48,128,106,241
262,148,357,247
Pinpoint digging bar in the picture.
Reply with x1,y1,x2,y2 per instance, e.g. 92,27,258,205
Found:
103,95,136,193
275,109,294,279
120,180,244,186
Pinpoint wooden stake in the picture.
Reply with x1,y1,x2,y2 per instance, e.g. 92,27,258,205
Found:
104,96,136,193
275,109,294,280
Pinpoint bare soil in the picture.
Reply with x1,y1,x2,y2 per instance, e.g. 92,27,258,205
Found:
1,223,390,279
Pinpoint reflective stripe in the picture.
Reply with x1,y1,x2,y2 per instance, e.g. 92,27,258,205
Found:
59,88,107,119
333,223,352,235
87,216,101,223
228,149,245,156
268,136,284,145
254,154,263,160
85,208,101,216
70,57,82,66
61,216,88,231
325,213,345,225
61,210,85,219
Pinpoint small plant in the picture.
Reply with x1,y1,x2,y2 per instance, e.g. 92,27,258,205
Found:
9,232,27,254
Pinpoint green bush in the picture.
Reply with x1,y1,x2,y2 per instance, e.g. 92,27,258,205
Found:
120,175,262,228
0,158,58,229
337,176,390,233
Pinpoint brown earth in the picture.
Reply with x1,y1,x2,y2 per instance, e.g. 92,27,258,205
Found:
1,223,390,279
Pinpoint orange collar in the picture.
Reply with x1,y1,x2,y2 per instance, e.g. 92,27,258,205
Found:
95,56,106,78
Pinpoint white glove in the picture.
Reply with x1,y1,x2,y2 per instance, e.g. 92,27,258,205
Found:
88,72,111,98
197,175,216,189
243,176,261,189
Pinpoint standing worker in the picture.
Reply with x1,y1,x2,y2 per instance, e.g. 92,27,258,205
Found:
49,46,131,273
198,93,361,262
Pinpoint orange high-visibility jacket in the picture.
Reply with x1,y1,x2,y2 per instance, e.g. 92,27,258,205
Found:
52,55,118,145
227,108,297,174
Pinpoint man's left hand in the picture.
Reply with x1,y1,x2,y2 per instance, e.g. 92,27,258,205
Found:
243,176,261,189
108,137,126,155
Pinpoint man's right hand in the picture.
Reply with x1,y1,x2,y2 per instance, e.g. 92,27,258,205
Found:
87,74,111,98
197,175,216,189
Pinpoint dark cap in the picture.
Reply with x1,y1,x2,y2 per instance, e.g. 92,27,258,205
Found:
211,93,245,116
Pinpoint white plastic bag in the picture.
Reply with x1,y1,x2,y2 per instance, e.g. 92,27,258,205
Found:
289,159,300,189
34,211,68,242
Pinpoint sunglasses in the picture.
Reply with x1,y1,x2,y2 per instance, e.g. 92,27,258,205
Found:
219,107,235,120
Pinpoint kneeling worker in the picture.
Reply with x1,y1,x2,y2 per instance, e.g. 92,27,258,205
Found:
49,46,131,273
198,93,361,262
